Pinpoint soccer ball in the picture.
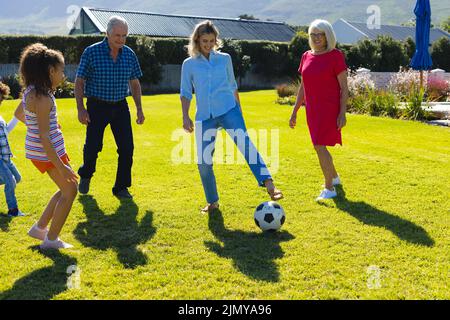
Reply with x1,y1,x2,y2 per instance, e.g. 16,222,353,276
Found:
254,201,285,232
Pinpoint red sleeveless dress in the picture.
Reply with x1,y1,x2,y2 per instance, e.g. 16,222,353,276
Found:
298,49,347,146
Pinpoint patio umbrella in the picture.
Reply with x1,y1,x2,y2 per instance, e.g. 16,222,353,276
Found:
410,0,433,89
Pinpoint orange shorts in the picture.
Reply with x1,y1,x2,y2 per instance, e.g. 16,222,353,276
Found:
31,154,70,174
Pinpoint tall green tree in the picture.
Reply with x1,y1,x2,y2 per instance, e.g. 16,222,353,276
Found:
431,37,450,71
440,16,450,32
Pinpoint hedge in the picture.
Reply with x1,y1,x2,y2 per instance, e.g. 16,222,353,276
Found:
0,35,296,84
0,33,448,84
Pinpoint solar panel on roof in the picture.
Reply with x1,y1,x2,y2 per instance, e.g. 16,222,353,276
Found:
82,7,295,42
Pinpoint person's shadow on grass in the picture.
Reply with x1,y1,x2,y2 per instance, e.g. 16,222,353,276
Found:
0,247,77,300
205,209,295,282
74,195,156,269
324,185,434,247
0,213,12,232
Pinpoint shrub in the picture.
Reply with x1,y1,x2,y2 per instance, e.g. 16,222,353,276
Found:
286,31,310,77
240,41,289,78
347,71,375,97
365,88,385,116
402,86,427,120
257,43,284,78
347,93,367,114
374,35,408,72
276,96,297,105
0,44,8,63
238,55,252,84
441,16,450,33
388,68,425,101
1,74,21,99
153,38,189,65
55,78,75,98
431,37,450,71
221,39,252,85
342,36,409,72
345,39,381,71
404,37,416,60
275,81,300,98
133,36,162,85
377,90,400,118
426,77,449,102
348,87,399,117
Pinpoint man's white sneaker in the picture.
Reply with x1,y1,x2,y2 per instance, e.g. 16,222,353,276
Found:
40,236,73,250
27,223,48,241
316,188,337,201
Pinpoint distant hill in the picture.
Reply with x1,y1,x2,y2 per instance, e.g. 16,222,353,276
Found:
0,0,448,35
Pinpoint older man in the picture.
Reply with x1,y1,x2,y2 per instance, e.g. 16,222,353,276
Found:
75,16,145,199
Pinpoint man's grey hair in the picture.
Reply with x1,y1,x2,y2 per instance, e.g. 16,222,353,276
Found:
107,16,129,35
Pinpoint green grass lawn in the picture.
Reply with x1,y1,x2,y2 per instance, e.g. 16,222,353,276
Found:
0,90,449,299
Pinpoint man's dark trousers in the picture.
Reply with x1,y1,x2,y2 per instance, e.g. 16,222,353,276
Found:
78,98,134,194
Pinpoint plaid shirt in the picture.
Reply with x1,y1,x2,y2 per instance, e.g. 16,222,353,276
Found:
0,116,12,161
76,38,143,102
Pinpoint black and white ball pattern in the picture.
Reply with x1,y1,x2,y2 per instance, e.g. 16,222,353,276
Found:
254,201,285,231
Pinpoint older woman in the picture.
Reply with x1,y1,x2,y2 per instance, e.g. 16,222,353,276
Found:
289,19,349,201
180,20,283,212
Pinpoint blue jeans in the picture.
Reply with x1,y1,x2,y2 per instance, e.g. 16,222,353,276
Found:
0,160,21,210
195,106,272,203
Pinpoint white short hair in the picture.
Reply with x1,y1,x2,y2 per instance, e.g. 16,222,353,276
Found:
308,19,337,51
107,16,129,35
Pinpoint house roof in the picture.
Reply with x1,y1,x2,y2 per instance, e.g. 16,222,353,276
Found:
334,18,450,45
72,7,295,42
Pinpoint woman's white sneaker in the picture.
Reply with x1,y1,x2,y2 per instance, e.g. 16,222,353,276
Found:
27,223,48,241
316,188,337,201
40,236,73,250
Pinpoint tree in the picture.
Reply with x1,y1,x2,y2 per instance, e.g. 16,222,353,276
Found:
220,39,252,86
256,43,284,78
287,24,309,33
286,31,309,76
134,36,162,84
401,20,416,27
404,36,416,60
238,14,259,20
401,20,434,28
431,37,450,71
374,35,408,71
345,39,380,71
441,16,450,33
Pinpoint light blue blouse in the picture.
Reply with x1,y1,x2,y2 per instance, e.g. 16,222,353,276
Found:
180,51,238,121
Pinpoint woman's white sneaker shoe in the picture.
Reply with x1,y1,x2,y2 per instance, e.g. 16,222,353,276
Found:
40,236,73,250
316,188,337,201
27,223,48,241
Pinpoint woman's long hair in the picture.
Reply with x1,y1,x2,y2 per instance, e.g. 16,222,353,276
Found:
187,20,222,58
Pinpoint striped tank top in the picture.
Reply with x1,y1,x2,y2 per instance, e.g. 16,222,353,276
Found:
22,86,67,162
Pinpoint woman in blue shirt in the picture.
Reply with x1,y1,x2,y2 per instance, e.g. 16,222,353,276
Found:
180,20,283,212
